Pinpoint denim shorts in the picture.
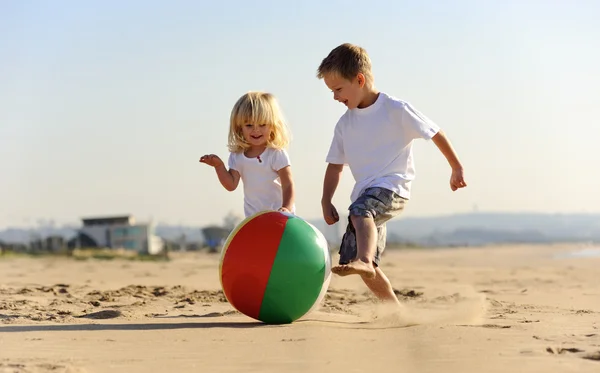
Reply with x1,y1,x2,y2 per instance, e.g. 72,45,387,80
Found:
338,187,406,266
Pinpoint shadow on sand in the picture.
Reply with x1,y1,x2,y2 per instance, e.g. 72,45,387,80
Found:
0,306,421,332
0,319,382,333
0,321,266,333
0,310,379,333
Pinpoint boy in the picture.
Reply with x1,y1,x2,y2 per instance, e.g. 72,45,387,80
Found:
317,43,467,304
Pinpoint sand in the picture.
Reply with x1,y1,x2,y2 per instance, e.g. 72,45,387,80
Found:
1,243,599,372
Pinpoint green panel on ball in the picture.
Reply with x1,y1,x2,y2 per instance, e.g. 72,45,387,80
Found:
258,216,328,324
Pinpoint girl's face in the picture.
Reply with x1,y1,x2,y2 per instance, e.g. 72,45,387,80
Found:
241,123,272,147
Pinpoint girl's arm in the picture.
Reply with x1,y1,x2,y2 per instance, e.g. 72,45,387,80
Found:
215,164,240,191
199,154,240,191
277,165,295,212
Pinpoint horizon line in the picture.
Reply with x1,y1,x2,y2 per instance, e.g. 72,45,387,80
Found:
1,210,600,230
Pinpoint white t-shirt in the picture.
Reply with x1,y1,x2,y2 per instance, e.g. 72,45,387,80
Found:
326,92,440,202
228,147,294,217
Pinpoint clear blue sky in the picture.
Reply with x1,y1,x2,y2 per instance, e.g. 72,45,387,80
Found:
1,0,599,228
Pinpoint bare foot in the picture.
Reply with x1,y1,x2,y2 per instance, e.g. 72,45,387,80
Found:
332,260,376,279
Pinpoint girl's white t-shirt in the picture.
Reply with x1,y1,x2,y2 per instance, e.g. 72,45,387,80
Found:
228,147,294,217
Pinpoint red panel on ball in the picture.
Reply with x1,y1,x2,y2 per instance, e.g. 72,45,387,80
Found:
220,211,288,320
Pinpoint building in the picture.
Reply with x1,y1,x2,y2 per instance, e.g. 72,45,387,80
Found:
72,214,164,255
30,235,67,253
201,225,231,253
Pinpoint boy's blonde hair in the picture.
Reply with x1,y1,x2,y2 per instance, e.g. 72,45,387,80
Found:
316,43,374,87
228,91,291,153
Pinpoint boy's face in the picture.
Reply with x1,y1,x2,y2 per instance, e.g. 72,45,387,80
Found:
323,72,365,110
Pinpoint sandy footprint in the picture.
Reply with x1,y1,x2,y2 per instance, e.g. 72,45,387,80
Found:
546,347,600,362
0,360,87,373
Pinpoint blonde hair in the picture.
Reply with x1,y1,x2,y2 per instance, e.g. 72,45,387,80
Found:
228,91,291,153
316,43,374,87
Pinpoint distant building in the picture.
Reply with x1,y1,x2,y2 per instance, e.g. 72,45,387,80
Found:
201,225,231,253
29,235,66,253
70,214,164,255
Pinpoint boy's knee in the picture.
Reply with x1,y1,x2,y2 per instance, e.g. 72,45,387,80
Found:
350,213,370,222
350,214,376,232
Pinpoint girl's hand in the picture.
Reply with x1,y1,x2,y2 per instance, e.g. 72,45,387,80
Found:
278,207,291,213
200,154,224,168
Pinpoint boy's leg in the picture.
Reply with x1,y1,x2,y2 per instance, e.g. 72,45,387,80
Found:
333,188,406,281
333,188,405,304
360,222,400,304
364,267,400,305
334,217,400,304
332,214,378,278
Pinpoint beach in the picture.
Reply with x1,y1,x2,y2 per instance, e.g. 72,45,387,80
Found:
1,243,599,372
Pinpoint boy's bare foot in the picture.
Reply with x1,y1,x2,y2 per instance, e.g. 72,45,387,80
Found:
332,260,376,279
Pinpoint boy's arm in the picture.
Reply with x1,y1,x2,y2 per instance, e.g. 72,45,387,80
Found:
321,163,344,224
277,166,295,212
431,130,467,191
322,163,343,203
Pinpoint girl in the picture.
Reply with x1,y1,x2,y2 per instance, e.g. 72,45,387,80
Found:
199,91,295,217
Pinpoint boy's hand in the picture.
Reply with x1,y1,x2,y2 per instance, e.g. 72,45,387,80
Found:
200,154,224,168
431,131,467,191
321,201,339,225
278,207,291,213
450,168,467,191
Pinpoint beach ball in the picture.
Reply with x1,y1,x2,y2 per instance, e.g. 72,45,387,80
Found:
219,210,332,324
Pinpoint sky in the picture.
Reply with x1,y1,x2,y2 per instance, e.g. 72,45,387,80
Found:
1,0,599,229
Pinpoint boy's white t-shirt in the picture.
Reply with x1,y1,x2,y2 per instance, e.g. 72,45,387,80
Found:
326,92,440,203
228,147,294,217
